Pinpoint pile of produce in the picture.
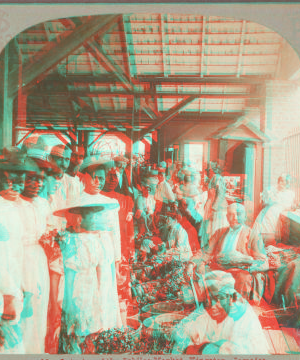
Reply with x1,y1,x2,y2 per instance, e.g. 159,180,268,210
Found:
85,326,142,354
130,259,190,305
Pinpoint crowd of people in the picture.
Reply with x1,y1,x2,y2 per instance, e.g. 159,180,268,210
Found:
0,139,299,355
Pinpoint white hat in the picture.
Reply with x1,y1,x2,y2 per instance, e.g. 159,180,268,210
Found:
53,193,119,217
80,155,112,173
204,271,236,297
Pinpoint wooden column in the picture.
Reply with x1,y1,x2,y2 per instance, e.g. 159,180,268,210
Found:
244,142,255,224
0,42,14,149
218,139,228,166
254,142,263,220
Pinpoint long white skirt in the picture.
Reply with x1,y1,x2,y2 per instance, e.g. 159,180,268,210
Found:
21,245,50,353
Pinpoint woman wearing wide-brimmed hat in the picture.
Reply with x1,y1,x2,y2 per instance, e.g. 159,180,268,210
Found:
53,194,122,354
79,155,122,265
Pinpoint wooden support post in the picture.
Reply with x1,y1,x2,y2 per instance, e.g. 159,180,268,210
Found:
218,139,228,166
0,42,14,149
244,142,255,224
254,142,263,220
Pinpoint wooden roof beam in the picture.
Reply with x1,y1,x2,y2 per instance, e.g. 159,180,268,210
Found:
138,95,198,140
9,15,120,98
86,39,133,92
86,40,159,121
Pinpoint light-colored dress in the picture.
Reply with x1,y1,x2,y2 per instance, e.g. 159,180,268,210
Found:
155,180,175,204
52,191,121,310
253,187,295,241
59,231,122,341
0,197,26,354
19,196,51,354
199,174,228,248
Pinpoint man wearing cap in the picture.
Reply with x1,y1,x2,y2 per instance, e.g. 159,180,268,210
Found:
66,145,85,179
155,166,175,205
172,271,270,355
154,167,175,225
46,144,83,231
0,148,32,353
199,203,268,303
114,155,133,199
135,169,158,234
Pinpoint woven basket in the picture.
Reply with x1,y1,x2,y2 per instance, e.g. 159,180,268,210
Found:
154,313,186,340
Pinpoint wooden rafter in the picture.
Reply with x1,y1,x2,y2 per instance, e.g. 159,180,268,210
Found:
237,21,247,78
200,16,206,78
9,15,120,98
120,15,133,80
86,39,132,92
138,95,198,140
86,40,159,122
161,14,170,77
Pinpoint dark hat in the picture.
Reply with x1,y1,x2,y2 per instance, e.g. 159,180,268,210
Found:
0,147,37,172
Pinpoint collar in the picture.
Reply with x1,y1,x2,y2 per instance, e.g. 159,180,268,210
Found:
229,224,243,232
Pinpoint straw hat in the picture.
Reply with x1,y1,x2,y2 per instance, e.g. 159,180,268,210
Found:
114,155,129,163
0,147,38,172
80,155,112,173
27,148,54,171
53,193,119,217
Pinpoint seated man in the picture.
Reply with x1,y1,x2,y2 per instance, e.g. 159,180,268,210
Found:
172,271,270,355
196,203,268,303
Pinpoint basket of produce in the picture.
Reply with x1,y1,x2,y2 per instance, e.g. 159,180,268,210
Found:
142,316,160,338
152,301,184,315
154,313,186,340
140,301,183,322
92,322,142,354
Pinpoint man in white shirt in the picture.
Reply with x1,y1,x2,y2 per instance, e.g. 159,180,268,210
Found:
46,144,83,231
172,271,270,355
66,145,85,180
155,166,175,205
194,203,268,303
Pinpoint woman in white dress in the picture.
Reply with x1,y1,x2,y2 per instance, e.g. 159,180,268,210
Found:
252,174,295,246
54,195,122,354
20,167,51,354
199,162,228,249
